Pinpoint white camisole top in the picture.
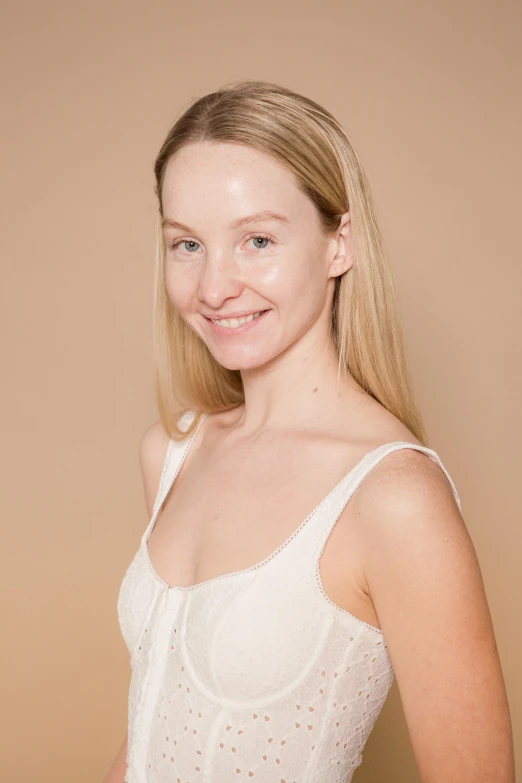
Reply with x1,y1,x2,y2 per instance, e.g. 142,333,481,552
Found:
117,410,462,783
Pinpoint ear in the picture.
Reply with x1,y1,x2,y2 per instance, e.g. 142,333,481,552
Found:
327,211,354,279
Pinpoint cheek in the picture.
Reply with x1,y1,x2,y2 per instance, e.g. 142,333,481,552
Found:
257,258,312,299
163,249,325,314
261,255,325,309
164,267,198,313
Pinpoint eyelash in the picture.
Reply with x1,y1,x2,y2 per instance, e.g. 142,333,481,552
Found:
168,232,275,252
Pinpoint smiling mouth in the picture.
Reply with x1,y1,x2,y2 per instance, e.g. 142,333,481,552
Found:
208,310,268,328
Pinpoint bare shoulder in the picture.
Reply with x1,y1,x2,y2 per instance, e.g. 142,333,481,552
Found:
349,447,514,780
351,444,468,591
138,420,170,519
356,443,462,519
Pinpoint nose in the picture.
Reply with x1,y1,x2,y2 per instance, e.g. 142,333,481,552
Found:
197,248,244,310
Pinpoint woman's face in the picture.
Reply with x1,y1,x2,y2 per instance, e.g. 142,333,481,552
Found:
161,141,350,372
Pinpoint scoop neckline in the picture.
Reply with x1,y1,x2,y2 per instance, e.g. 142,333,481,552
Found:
141,411,431,597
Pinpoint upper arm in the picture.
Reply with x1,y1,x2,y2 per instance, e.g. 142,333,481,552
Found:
353,449,515,783
138,420,170,519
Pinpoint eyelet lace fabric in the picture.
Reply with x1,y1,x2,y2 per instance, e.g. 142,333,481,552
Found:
117,411,462,782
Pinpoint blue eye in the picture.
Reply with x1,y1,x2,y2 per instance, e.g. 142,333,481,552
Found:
170,239,199,252
246,233,274,250
249,236,269,249
168,233,275,254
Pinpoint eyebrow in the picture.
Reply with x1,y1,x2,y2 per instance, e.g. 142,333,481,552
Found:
161,210,291,232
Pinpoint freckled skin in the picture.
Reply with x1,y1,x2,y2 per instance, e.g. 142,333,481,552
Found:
161,141,352,376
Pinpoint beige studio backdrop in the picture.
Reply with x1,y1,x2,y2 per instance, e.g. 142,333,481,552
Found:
1,1,520,781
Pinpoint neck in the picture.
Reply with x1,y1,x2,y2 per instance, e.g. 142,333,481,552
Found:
235,325,364,436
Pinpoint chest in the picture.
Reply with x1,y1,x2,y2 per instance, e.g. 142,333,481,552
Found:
145,435,378,628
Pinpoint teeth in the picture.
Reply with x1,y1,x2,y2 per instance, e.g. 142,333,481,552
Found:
211,311,265,328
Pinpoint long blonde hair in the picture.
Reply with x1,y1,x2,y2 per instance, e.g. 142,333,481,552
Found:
152,80,429,446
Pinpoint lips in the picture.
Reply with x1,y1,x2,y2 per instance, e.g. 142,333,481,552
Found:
205,308,271,335
204,309,268,321
210,310,266,326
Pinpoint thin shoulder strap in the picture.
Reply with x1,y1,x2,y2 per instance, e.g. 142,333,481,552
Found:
151,439,174,519
355,441,461,509
150,411,198,518
354,441,462,510
315,440,462,555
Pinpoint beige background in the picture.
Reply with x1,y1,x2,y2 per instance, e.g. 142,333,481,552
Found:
1,1,520,781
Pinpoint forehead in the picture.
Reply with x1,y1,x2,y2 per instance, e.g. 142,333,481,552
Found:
161,141,317,228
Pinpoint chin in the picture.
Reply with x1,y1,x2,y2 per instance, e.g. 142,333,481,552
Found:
210,349,274,372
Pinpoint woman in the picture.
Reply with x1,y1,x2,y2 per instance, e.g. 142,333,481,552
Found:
105,81,514,783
